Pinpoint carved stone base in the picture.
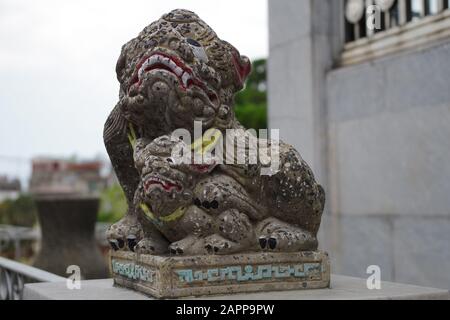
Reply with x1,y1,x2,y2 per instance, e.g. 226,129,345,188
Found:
110,250,330,298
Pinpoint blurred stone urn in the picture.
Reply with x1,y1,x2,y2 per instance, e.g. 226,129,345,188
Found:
33,194,109,279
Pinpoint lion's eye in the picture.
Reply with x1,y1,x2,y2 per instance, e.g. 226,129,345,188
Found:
186,38,200,47
186,38,208,62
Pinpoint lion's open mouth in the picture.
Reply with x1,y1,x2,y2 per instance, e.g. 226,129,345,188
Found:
189,163,216,173
143,174,182,193
129,52,218,102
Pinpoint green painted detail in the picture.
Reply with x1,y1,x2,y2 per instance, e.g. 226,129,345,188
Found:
191,128,222,155
111,259,154,282
140,203,186,227
176,262,323,283
127,122,137,151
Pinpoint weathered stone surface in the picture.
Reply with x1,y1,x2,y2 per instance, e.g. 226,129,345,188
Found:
110,250,330,298
103,8,328,297
104,8,326,258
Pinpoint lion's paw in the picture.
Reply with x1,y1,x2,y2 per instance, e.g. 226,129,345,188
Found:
106,216,143,252
135,238,167,255
169,235,206,255
258,229,317,252
204,234,238,255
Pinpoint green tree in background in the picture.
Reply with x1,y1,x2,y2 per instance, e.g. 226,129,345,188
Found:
234,58,267,131
98,183,127,222
0,195,37,227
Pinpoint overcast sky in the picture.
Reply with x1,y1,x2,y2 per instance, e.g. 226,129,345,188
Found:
0,0,268,184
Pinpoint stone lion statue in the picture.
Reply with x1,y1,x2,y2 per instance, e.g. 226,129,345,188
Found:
104,9,325,255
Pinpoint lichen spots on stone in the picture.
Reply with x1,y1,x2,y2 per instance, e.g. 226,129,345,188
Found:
104,9,325,257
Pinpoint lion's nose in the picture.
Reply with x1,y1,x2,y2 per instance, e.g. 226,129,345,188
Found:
151,81,170,96
158,166,168,175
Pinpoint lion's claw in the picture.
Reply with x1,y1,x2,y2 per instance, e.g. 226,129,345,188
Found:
168,235,206,255
203,235,237,255
127,235,138,252
109,240,119,251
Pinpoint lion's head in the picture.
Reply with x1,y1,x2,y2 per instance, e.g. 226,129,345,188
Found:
116,9,251,136
134,134,217,218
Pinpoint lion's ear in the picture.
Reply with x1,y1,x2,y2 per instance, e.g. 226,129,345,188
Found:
115,48,127,83
232,51,252,89
238,55,251,82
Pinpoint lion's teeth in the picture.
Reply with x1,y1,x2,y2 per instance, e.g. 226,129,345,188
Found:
182,72,190,87
168,60,177,69
174,66,183,76
138,54,190,84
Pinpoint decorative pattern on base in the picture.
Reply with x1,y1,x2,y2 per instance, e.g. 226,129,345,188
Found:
110,250,330,298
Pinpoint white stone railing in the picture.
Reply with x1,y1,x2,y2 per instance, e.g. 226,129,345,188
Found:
0,223,110,260
0,256,65,300
0,224,39,260
342,0,450,65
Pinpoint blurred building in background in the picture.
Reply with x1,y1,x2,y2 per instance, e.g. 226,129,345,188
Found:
29,158,107,196
268,0,450,289
0,176,21,202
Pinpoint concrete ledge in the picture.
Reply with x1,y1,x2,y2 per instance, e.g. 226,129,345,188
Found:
24,275,449,300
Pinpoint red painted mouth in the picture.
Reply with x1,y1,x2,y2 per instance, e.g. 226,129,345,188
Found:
144,175,182,193
129,52,218,102
189,163,216,173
